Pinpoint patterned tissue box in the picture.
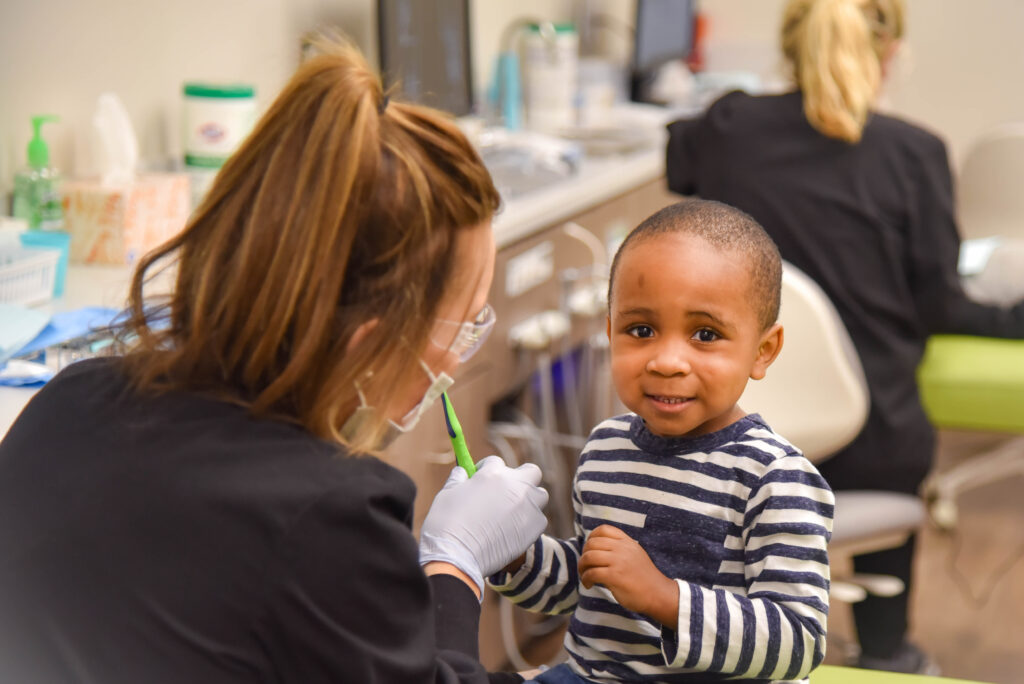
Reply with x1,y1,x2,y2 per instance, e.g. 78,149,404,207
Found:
62,173,191,265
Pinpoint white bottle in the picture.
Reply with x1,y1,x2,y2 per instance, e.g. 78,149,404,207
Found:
523,23,579,133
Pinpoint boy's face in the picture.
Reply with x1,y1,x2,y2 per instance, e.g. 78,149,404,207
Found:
607,233,782,438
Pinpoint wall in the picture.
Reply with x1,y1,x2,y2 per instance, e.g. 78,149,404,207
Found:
2,0,1024,199
1,0,305,190
885,0,1024,167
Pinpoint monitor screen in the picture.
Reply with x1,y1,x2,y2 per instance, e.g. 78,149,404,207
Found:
377,0,473,116
633,0,695,76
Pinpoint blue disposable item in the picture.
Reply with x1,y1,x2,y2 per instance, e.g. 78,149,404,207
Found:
0,359,54,387
19,230,70,297
0,303,51,366
14,306,120,358
493,52,522,130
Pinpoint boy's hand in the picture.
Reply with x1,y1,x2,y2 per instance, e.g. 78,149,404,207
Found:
578,524,680,628
502,552,527,574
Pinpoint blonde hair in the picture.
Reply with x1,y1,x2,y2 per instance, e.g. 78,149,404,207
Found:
120,39,500,452
782,0,905,142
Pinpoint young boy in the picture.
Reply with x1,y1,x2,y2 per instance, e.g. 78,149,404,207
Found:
489,200,834,683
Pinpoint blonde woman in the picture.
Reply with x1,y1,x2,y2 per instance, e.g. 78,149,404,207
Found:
666,0,1024,675
0,42,547,683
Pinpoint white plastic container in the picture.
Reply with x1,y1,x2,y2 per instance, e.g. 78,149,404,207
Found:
523,23,579,132
182,83,257,165
0,247,59,306
182,83,255,207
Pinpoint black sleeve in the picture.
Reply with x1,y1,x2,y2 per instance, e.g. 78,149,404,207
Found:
904,132,1024,338
430,575,524,684
252,473,522,684
666,116,703,196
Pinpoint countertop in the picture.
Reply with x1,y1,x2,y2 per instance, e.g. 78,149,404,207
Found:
493,137,665,249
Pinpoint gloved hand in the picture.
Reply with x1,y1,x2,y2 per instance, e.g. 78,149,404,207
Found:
419,455,549,597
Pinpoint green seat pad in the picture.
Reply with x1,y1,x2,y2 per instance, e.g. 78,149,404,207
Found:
813,665,990,683
917,335,1024,433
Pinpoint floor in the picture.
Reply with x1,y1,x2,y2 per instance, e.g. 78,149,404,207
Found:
508,430,1024,683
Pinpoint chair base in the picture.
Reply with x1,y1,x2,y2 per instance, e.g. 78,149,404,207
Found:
923,435,1024,531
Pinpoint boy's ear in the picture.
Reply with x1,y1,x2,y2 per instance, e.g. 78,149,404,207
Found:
606,315,611,342
750,323,783,381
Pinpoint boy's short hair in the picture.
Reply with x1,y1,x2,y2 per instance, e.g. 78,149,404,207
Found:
609,199,782,330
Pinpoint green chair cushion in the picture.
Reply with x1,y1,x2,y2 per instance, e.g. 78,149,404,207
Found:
813,665,990,683
917,335,1024,433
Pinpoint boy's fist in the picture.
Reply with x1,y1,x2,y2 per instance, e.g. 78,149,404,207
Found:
578,524,679,627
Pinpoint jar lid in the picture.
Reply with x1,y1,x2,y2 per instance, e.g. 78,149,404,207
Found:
183,83,255,99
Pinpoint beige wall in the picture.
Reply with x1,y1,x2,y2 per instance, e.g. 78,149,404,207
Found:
885,0,1024,167
0,0,368,192
2,0,1023,198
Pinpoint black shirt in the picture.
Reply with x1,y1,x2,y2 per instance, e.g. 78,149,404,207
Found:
667,91,1024,492
0,357,520,683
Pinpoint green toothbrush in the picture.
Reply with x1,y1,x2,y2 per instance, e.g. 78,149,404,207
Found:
441,392,476,477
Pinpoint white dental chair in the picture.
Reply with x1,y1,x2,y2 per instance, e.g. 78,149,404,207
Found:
739,262,926,603
957,122,1024,242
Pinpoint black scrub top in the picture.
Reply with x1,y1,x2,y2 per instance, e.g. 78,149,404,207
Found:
666,90,1024,491
0,356,521,684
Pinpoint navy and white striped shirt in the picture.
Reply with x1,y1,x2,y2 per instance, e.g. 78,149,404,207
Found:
489,413,834,683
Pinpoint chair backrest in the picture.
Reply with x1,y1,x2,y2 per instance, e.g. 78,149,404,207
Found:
958,122,1024,241
739,262,869,463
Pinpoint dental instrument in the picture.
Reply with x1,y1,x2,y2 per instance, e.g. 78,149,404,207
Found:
441,392,476,477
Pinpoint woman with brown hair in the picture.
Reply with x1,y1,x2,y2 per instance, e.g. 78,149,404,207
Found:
665,0,1024,675
0,41,547,683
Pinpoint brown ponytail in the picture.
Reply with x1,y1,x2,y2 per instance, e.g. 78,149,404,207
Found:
121,38,500,452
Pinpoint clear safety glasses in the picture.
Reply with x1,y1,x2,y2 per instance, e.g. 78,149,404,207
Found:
431,303,496,361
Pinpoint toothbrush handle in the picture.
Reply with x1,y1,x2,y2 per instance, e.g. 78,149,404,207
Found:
453,438,476,477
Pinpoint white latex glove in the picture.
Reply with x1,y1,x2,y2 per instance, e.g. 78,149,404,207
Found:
419,455,549,597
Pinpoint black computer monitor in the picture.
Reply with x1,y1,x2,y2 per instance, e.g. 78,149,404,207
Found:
631,0,696,102
377,0,473,116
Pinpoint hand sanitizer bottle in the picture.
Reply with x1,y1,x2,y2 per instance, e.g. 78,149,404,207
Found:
12,115,64,231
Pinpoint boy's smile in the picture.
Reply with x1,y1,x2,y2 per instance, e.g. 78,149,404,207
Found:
607,232,782,438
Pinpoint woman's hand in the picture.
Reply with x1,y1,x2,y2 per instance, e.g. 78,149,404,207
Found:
419,456,549,596
578,524,680,627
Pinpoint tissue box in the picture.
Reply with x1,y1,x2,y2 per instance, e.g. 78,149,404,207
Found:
61,173,191,265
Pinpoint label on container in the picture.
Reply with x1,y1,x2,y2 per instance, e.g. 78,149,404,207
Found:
183,97,257,158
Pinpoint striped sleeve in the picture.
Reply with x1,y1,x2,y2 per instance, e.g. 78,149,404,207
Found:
487,474,586,616
487,533,583,615
660,453,834,681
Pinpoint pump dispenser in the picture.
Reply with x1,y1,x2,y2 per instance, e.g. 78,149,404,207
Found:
13,115,64,231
